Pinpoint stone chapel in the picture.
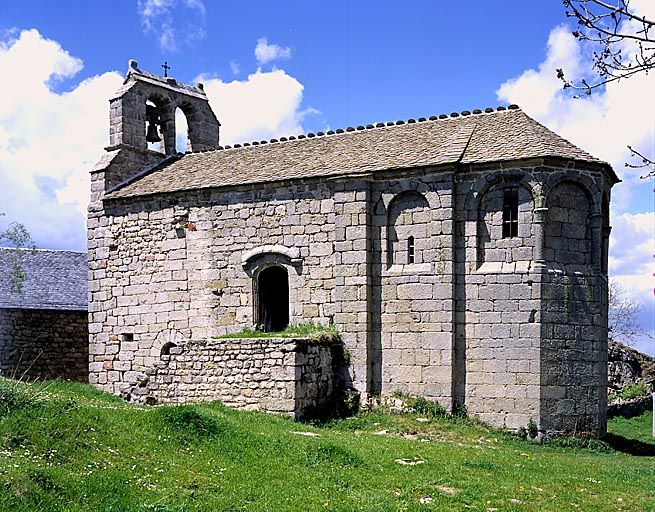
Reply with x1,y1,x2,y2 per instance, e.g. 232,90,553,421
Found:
88,61,618,436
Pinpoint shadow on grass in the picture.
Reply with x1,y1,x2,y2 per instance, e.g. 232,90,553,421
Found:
603,433,655,456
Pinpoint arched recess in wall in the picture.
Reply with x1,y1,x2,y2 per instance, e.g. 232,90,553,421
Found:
242,247,301,332
477,181,535,267
386,191,430,267
256,265,289,332
544,181,592,265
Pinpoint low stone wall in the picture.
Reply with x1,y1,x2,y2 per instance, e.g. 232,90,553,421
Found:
608,395,652,419
0,308,88,382
126,337,342,420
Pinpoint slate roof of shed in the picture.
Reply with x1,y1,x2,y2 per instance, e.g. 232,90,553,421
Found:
106,106,614,200
0,248,87,311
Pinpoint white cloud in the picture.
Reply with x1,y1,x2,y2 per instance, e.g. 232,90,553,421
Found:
0,30,314,252
609,211,654,355
497,22,655,354
0,29,122,250
198,69,317,145
254,37,292,66
497,25,655,203
137,0,206,53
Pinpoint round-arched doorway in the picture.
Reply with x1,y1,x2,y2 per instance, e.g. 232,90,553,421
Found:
257,266,289,332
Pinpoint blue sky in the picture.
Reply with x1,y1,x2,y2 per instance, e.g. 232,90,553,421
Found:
0,1,653,354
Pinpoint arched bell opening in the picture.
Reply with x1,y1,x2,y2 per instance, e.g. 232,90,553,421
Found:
256,265,289,333
145,95,176,155
175,107,189,153
145,99,164,153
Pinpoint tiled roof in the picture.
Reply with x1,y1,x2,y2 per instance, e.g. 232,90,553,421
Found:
0,248,87,311
106,106,613,199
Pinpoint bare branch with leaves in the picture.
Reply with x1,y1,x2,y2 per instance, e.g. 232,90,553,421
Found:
608,279,652,346
558,0,655,177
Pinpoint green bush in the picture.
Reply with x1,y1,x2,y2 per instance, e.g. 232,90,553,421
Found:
544,435,615,453
610,381,650,403
409,395,447,417
518,418,539,439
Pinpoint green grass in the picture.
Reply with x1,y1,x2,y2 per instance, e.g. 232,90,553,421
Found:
1,377,654,511
216,321,340,341
608,410,654,444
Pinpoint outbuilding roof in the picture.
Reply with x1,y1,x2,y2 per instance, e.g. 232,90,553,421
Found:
0,248,87,311
106,106,615,200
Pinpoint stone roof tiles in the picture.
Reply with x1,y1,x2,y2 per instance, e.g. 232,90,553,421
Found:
106,106,612,200
0,249,87,311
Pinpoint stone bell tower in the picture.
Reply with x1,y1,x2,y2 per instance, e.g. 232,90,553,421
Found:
90,60,220,202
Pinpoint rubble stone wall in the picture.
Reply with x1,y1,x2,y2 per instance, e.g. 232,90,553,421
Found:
136,337,340,420
0,308,88,382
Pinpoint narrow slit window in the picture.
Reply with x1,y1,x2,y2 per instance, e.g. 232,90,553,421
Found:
407,236,415,264
502,187,519,238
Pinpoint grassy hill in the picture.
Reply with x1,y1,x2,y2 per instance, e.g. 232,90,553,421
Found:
0,378,653,512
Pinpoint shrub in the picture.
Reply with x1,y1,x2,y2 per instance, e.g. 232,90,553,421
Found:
610,381,650,403
409,395,447,418
217,321,340,342
545,435,615,453
518,419,539,440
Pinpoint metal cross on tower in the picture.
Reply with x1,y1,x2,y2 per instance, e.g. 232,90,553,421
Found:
162,61,171,78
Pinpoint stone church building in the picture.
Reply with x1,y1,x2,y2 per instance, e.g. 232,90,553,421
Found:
88,61,618,435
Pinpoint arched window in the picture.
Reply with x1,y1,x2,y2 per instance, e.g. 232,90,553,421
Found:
502,187,519,238
407,236,415,264
161,342,176,357
387,191,430,266
257,266,289,332
477,181,535,267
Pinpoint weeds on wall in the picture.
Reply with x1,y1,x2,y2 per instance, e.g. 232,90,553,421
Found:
217,321,340,342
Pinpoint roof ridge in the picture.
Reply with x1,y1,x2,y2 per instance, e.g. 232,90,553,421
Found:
0,247,85,255
190,104,522,154
107,103,616,201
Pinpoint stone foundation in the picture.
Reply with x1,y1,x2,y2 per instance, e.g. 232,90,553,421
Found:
113,337,344,420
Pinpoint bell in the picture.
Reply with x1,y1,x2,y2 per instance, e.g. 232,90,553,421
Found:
146,121,161,143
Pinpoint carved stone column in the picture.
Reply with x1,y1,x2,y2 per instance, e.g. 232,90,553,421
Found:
533,207,548,268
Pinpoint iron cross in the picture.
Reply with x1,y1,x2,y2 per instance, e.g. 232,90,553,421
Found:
162,61,171,77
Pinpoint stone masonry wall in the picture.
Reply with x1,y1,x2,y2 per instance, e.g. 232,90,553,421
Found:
0,308,88,382
89,158,612,435
370,176,455,409
540,271,608,434
88,182,341,396
456,171,541,429
455,166,609,432
141,337,340,420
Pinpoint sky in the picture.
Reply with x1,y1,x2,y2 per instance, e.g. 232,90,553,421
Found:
0,1,653,355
